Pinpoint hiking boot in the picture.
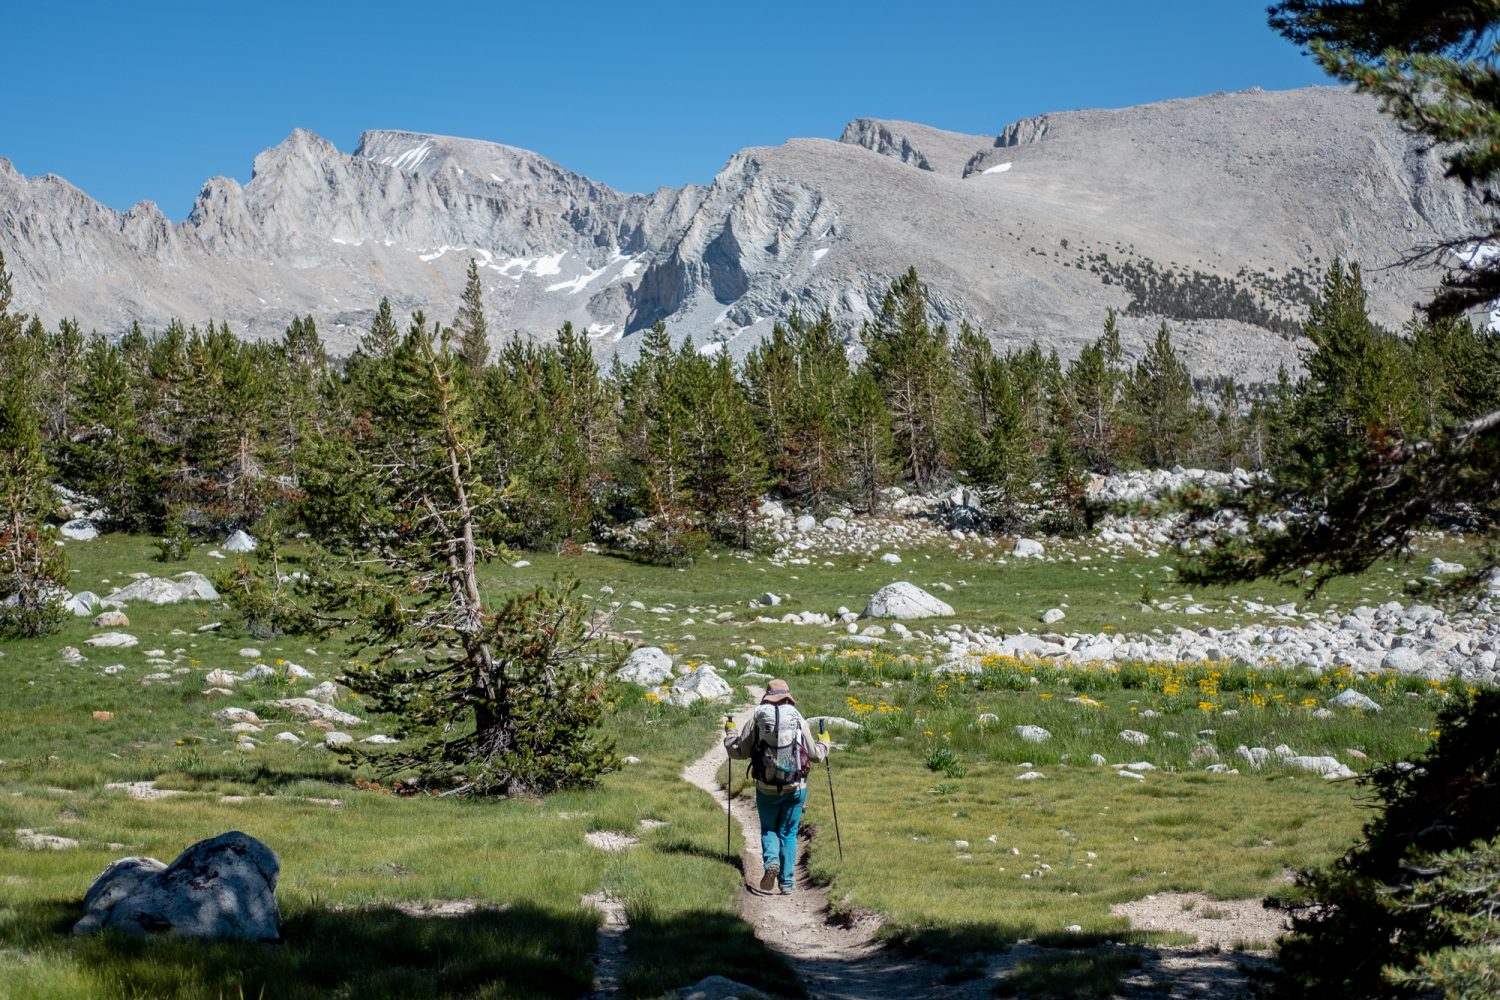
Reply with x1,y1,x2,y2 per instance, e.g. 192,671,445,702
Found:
759,864,779,892
778,882,793,895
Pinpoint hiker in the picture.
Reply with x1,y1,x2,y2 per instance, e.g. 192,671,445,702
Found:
724,678,828,895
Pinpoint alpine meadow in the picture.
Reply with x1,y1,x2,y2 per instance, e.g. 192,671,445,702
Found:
2,3,1500,999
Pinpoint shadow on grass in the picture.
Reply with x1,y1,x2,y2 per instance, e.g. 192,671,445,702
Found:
653,836,745,874
880,922,1196,968
620,906,802,999
149,759,348,795
6,898,597,1000
879,921,1031,964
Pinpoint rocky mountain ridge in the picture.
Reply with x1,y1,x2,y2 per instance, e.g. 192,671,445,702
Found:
0,86,1483,382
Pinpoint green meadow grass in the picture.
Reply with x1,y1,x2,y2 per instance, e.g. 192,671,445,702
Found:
0,528,1477,997
757,651,1449,963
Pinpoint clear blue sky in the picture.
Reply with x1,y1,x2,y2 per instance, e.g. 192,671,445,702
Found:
4,1,1329,218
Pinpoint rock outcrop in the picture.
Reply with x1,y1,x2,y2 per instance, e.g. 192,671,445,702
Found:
73,831,281,940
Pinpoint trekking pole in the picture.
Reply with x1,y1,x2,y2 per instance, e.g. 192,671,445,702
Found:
723,714,736,862
819,720,844,861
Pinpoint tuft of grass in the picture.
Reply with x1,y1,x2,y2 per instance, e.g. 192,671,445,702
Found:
923,738,966,778
996,946,1145,998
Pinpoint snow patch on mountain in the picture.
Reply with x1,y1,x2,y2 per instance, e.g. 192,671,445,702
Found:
381,143,434,172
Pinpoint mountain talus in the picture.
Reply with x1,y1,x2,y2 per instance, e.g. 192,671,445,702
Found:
0,86,1482,382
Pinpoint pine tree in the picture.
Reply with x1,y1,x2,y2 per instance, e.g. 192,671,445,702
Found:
1180,259,1475,591
273,315,336,489
455,258,491,372
1129,322,1194,469
1285,260,1423,492
36,318,85,448
861,268,956,488
359,297,401,360
969,357,1043,528
743,320,798,487
745,310,851,509
64,337,152,529
614,323,704,564
953,322,999,485
844,370,896,514
0,260,66,638
1208,378,1248,470
689,353,769,549
178,323,278,528
1410,312,1500,430
479,325,616,546
327,313,616,795
1061,309,1133,473
479,339,551,541
347,297,402,421
552,322,616,537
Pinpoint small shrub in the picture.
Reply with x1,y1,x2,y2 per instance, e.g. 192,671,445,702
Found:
0,523,67,639
924,737,966,778
153,510,193,562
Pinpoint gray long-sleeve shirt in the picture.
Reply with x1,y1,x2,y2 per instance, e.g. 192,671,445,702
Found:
724,706,828,794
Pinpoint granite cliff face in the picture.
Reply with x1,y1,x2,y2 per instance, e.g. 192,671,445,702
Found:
0,86,1482,382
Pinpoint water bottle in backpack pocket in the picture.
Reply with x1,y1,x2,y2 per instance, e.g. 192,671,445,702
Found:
751,703,809,787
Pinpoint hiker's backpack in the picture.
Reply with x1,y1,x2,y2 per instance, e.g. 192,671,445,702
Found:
750,703,809,787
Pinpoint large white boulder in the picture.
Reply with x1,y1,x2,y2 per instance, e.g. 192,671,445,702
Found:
1329,689,1382,712
73,831,281,940
85,631,138,649
667,666,733,706
305,681,342,703
1284,755,1357,779
1015,725,1052,743
60,519,100,541
223,530,257,553
1382,647,1425,674
1013,538,1045,559
948,486,982,510
269,698,362,727
173,572,220,601
106,577,185,605
806,716,863,732
63,591,101,616
860,582,954,620
615,647,675,686
103,572,219,607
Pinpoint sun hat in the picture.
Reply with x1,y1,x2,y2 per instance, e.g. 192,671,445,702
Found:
762,678,795,705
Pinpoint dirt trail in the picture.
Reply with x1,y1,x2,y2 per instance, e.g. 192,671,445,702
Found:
682,694,989,1000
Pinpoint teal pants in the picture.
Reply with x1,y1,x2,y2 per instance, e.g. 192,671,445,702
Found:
755,785,807,888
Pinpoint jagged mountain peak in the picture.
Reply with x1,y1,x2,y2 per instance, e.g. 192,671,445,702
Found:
353,129,625,200
250,128,342,180
839,118,995,176
0,85,1482,384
